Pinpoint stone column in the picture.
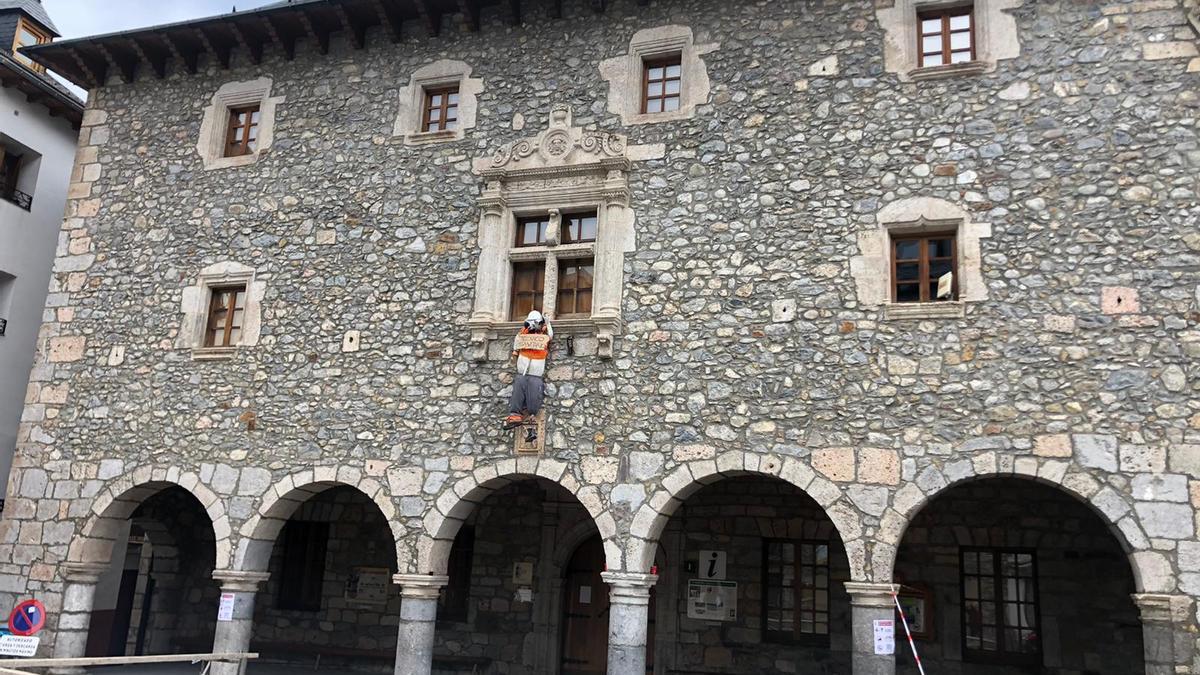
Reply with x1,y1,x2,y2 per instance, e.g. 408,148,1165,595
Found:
1132,593,1179,675
468,187,509,324
209,570,269,675
600,571,657,675
49,561,109,675
393,574,448,675
845,582,899,675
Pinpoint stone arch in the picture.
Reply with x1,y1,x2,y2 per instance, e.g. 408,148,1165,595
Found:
626,451,868,580
234,467,401,573
69,467,231,570
873,460,1162,593
418,456,619,575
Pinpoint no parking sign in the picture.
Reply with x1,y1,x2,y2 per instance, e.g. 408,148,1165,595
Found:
8,600,45,636
0,600,45,657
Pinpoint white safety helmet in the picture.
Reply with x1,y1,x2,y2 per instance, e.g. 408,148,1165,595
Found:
524,310,544,328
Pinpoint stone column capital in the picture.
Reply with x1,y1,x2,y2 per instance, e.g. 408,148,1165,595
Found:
601,571,658,605
1131,593,1181,623
60,561,109,584
212,570,270,592
844,581,899,608
394,574,449,600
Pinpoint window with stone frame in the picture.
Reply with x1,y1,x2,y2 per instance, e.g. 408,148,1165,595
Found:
196,78,282,171
960,548,1041,665
506,210,598,321
278,520,329,612
918,6,976,67
875,0,1019,81
763,540,831,644
439,525,475,622
891,232,957,303
422,85,460,133
204,285,247,347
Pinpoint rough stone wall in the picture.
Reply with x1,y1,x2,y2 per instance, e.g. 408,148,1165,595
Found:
0,0,1196,668
894,480,1142,674
660,477,852,674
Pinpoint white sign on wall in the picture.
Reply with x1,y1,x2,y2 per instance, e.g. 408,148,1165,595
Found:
698,550,727,580
873,619,895,655
216,593,235,622
345,567,391,606
0,635,39,657
687,580,736,621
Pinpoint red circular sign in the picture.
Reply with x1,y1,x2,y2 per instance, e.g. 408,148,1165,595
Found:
8,599,46,636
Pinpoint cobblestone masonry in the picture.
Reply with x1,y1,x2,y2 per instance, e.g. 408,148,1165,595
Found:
0,0,1198,671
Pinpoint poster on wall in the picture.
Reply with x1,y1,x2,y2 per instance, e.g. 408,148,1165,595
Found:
874,619,895,655
345,567,391,605
687,580,737,621
216,593,235,622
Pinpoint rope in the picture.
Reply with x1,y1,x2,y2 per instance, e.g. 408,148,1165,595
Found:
893,590,927,675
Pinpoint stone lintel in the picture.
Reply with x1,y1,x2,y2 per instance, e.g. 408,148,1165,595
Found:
394,573,449,600
844,581,900,608
212,569,270,592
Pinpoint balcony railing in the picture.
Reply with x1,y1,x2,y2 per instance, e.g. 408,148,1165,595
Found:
1,189,32,211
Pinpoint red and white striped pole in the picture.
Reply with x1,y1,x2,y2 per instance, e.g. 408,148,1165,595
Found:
892,589,927,675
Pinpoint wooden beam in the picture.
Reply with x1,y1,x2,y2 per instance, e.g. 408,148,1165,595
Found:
457,0,481,31
550,0,562,19
592,0,607,12
261,14,296,61
333,5,367,49
95,42,136,83
412,0,440,37
65,47,104,88
162,31,200,74
370,0,404,43
194,26,232,69
295,9,331,55
127,37,166,79
509,0,522,26
227,21,264,65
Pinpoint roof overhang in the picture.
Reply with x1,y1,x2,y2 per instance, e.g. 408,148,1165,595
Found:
20,0,646,91
0,51,83,128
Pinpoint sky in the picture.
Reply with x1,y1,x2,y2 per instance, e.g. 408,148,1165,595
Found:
40,0,280,98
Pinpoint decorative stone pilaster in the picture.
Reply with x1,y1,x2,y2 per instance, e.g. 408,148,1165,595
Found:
49,561,108,675
845,582,900,675
209,570,269,675
1132,593,1181,675
393,574,448,675
600,571,657,675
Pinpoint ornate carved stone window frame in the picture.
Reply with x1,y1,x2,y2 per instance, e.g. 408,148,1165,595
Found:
850,197,991,321
875,0,1021,82
468,106,659,360
178,262,266,360
392,60,483,146
599,25,718,126
196,78,283,171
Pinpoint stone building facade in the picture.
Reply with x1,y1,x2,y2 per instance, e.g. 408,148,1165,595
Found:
4,0,1200,674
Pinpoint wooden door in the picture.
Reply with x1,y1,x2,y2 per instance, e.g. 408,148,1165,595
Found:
560,537,608,675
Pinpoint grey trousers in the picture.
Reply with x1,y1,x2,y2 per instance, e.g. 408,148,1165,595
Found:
509,374,544,416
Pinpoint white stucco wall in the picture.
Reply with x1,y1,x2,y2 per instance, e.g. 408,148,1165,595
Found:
0,84,79,491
